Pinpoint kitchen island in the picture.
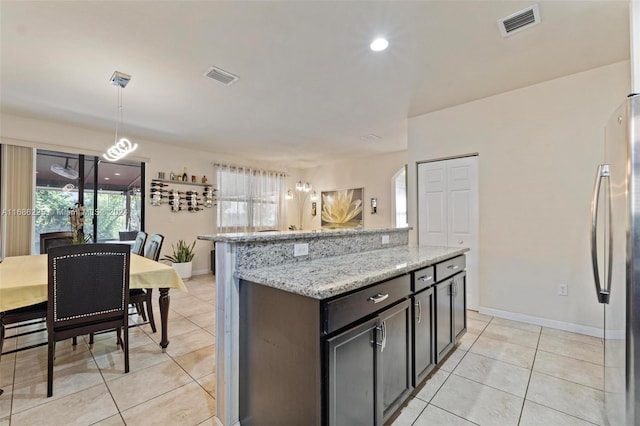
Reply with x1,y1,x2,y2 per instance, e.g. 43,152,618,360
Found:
198,228,468,425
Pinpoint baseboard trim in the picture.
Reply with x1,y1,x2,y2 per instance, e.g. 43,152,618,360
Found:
192,268,211,276
478,306,605,338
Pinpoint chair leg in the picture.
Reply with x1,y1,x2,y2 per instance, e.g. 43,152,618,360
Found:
47,338,55,397
137,302,147,321
89,333,94,345
72,336,77,346
123,324,129,374
0,321,5,362
116,327,123,347
145,289,156,333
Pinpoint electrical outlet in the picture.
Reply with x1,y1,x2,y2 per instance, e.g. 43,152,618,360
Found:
558,284,568,296
294,243,309,257
382,235,390,244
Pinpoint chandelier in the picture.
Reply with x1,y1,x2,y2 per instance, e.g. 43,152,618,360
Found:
103,71,138,162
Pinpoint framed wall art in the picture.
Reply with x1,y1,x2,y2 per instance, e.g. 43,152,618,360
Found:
321,187,363,228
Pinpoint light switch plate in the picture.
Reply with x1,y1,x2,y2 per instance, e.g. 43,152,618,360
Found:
382,235,390,244
294,243,309,257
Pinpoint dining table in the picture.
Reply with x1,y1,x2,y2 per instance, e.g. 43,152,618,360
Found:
0,252,187,349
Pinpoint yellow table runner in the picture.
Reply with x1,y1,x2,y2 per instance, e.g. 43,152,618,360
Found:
0,254,187,312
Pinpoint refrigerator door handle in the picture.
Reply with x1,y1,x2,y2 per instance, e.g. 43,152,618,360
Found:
591,164,612,304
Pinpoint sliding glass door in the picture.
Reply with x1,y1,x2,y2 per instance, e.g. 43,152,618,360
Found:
34,149,144,252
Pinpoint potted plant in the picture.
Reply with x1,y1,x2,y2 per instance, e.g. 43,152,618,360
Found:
163,239,196,281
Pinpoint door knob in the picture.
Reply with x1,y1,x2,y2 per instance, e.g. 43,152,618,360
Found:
459,240,463,245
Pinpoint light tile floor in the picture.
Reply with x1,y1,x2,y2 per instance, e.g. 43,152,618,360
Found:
0,274,217,426
1,279,607,426
390,311,606,426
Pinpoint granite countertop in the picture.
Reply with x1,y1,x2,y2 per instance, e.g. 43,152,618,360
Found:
236,245,469,299
198,226,411,243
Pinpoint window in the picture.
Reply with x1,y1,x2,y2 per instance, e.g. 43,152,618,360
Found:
393,166,408,228
216,165,286,232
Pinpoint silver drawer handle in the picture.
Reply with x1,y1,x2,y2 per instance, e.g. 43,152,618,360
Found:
368,293,389,304
447,265,459,270
418,275,433,282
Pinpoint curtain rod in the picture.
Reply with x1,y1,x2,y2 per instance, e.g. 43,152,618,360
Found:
213,162,287,176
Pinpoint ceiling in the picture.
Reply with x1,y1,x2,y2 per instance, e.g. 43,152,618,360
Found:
0,1,630,168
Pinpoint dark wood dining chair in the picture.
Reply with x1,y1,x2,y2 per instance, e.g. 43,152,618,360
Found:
131,231,147,256
40,231,74,254
128,234,164,333
47,243,131,397
119,230,139,241
0,231,75,358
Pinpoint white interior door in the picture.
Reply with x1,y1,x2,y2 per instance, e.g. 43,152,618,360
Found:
418,156,479,311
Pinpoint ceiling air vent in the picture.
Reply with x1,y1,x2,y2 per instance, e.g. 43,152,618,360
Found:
203,66,239,86
498,4,540,37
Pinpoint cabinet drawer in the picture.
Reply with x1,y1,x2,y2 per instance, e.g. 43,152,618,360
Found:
412,266,435,292
324,274,410,335
435,255,465,281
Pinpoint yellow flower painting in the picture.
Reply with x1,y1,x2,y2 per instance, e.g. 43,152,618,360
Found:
321,188,363,228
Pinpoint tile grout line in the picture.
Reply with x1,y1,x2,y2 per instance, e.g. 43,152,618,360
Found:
517,324,541,425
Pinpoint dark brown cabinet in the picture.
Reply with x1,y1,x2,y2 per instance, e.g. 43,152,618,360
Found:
327,317,379,425
327,298,412,425
453,272,467,341
412,286,435,385
435,277,454,362
239,254,466,426
380,300,412,422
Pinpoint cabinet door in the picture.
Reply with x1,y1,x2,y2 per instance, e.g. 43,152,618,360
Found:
380,299,413,422
327,317,380,426
453,272,467,341
435,278,454,362
413,287,435,386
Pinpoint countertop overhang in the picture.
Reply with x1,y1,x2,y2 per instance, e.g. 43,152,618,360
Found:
236,245,469,300
198,226,411,243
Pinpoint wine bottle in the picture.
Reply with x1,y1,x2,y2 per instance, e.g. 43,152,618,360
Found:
182,167,188,182
188,206,201,212
151,182,169,187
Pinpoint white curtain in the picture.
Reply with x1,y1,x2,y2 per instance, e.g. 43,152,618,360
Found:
1,144,34,257
215,163,286,233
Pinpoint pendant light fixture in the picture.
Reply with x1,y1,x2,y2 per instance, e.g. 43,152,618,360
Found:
103,71,138,162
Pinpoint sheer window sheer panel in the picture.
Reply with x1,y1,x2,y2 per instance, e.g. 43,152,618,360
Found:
1,145,35,257
215,164,286,233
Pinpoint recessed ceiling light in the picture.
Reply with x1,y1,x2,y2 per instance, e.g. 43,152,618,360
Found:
104,177,110,181
114,172,121,176
370,37,389,52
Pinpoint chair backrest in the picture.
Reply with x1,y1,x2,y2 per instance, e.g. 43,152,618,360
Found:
131,231,147,256
144,234,164,261
40,231,74,254
119,230,139,241
47,243,130,329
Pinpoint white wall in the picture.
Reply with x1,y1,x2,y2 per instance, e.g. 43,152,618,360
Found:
301,150,407,230
0,113,287,274
408,61,630,330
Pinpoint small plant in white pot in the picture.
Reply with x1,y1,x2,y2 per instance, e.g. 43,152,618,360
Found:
163,239,196,281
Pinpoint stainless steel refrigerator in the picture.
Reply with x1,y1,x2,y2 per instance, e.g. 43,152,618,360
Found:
592,93,640,425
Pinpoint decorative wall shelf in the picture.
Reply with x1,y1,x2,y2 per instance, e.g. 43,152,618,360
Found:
152,178,208,187
149,179,216,212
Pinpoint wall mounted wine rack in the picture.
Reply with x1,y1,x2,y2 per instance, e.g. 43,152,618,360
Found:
149,179,216,213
